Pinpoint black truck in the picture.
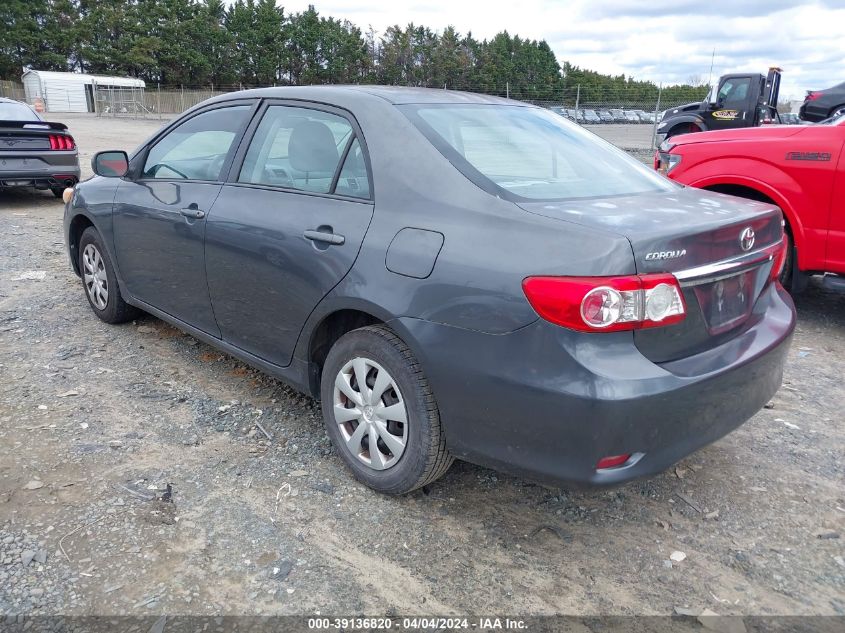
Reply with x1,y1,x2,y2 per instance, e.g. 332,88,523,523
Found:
656,68,782,141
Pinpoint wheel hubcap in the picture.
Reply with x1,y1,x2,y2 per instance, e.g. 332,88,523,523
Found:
82,244,108,310
332,357,408,471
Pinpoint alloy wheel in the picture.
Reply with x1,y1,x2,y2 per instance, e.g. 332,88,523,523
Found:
82,244,109,310
332,357,408,471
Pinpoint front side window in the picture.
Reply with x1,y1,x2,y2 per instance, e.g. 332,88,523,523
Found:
402,104,674,201
718,78,751,108
143,105,249,181
238,105,358,195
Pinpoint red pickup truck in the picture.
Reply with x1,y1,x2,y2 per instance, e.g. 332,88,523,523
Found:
654,115,845,293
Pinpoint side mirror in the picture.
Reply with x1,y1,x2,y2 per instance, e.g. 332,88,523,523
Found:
92,150,129,178
706,85,720,108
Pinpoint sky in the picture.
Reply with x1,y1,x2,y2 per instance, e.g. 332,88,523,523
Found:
281,0,845,101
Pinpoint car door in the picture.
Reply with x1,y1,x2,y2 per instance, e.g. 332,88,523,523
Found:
704,76,754,131
112,102,254,336
204,101,375,367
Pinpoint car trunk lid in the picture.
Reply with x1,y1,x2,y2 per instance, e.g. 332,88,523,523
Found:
518,187,783,362
0,120,67,152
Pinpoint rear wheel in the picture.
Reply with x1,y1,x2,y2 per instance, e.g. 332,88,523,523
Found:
830,105,845,119
50,187,64,199
320,325,453,494
78,227,140,324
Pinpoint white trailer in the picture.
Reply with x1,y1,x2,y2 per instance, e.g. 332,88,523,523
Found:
21,70,145,113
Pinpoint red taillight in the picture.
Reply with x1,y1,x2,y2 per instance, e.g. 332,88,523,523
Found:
597,454,631,469
48,134,75,150
522,274,687,332
805,92,821,102
771,236,789,281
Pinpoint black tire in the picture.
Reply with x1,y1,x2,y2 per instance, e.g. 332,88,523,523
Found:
50,187,64,199
320,324,453,494
666,123,702,140
78,226,140,324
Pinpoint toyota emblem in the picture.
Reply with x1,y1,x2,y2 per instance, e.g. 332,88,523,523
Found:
739,227,755,251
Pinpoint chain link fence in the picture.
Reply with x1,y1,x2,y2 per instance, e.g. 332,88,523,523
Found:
94,84,237,117
1,79,704,150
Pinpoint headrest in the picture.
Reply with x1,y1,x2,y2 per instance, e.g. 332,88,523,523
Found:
289,120,338,173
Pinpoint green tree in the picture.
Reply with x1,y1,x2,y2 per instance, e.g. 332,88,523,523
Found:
253,0,285,85
0,0,711,105
225,0,255,84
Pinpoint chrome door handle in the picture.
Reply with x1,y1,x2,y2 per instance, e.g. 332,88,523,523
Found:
304,229,344,245
180,208,205,219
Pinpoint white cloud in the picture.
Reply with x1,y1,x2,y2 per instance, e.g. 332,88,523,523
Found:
280,0,845,99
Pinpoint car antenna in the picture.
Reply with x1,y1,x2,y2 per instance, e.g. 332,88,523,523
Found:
708,47,716,86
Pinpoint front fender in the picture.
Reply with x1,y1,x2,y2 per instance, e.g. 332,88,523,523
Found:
64,178,124,282
659,114,707,135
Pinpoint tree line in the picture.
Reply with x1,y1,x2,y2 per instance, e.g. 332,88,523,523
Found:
0,0,708,104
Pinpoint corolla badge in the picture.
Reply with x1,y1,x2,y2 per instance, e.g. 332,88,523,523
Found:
645,249,687,261
739,227,755,251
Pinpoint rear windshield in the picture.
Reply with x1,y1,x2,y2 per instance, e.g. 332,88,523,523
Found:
0,102,40,121
400,104,674,201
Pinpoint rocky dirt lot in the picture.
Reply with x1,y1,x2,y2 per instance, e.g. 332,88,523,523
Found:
0,115,843,620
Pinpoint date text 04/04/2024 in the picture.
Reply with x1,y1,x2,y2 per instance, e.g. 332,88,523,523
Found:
306,617,528,630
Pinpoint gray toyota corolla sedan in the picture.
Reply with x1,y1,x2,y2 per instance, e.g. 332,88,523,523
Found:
63,86,795,494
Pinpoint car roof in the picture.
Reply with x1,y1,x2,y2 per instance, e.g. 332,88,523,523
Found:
204,85,520,107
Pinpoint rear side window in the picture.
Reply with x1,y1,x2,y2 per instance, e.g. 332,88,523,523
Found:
334,139,370,199
0,102,40,121
238,105,365,196
143,106,249,181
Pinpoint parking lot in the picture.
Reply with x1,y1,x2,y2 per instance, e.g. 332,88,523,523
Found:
1,114,843,618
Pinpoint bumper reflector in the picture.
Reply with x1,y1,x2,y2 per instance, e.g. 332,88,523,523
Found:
596,454,631,470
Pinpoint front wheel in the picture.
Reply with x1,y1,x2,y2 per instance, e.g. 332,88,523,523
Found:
666,123,702,140
320,325,453,494
78,227,140,324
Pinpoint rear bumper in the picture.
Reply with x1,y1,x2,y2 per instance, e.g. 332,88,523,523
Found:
0,152,81,189
398,282,795,486
798,102,827,122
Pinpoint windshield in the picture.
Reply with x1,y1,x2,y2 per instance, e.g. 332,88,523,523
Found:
401,104,675,201
0,102,40,121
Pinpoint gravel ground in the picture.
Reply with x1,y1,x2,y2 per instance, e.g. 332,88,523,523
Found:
0,114,843,619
